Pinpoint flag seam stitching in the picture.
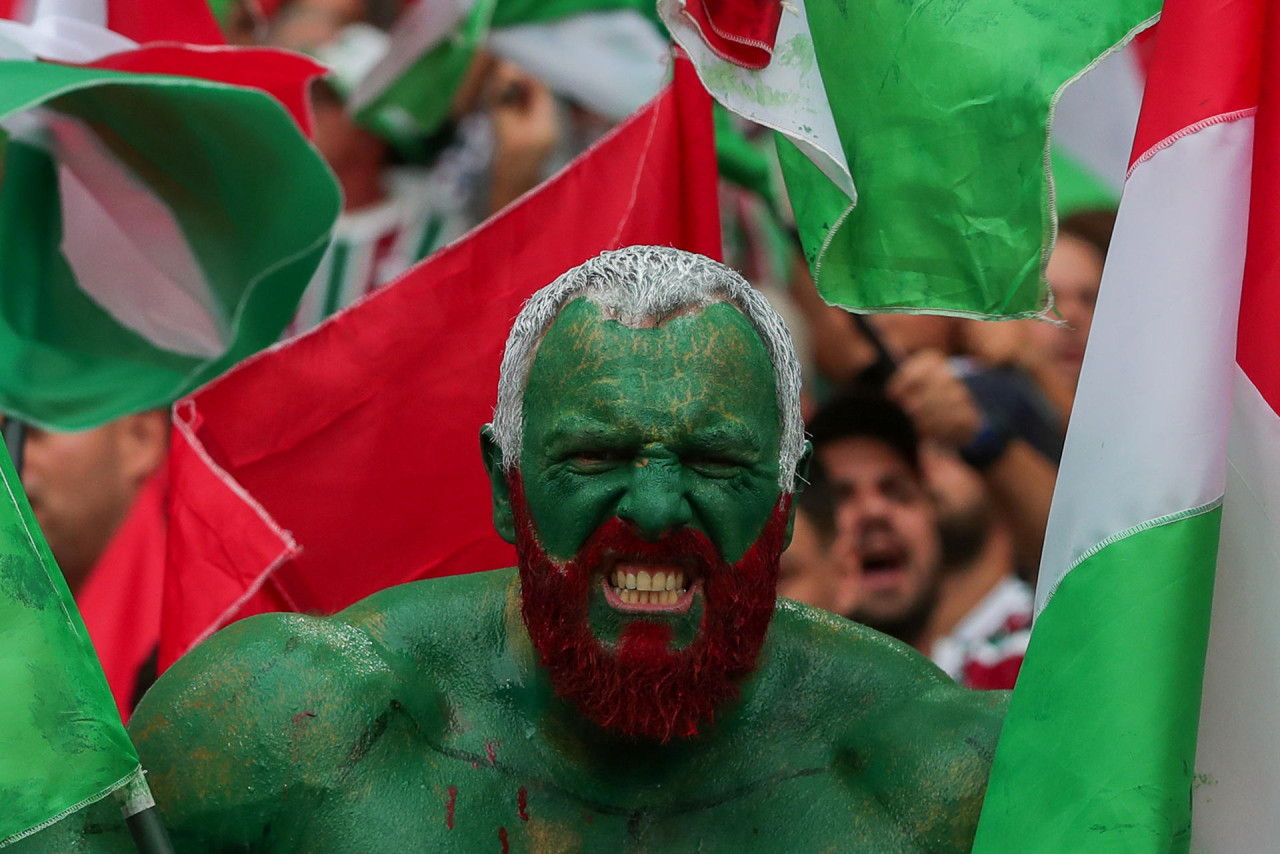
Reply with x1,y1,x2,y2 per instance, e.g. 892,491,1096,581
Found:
674,5,766,67
1034,496,1224,618
0,765,141,847
1127,108,1259,180
701,9,774,55
169,405,299,658
1037,10,1162,323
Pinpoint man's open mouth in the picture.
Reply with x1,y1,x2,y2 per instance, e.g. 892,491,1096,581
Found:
601,562,699,614
860,543,909,590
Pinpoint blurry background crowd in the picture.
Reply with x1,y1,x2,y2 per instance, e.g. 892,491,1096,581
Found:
24,0,1115,716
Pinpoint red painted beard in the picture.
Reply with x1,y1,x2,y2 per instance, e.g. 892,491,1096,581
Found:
509,477,791,743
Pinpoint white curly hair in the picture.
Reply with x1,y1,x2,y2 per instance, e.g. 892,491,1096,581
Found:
491,246,805,491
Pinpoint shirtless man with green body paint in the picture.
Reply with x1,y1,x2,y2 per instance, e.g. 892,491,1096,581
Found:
22,248,1005,853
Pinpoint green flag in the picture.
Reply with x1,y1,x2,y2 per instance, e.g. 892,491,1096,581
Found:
0,439,140,846
668,0,1158,318
0,49,340,431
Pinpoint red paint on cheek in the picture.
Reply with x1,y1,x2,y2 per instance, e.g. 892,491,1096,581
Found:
499,826,510,853
485,740,499,764
517,787,529,821
446,786,457,829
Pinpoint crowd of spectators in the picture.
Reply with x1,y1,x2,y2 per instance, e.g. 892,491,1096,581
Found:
20,0,1115,712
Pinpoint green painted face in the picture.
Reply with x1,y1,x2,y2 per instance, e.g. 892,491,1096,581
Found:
517,297,784,565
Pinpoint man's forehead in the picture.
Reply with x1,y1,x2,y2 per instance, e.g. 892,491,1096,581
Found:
532,296,770,370
521,296,779,436
819,436,919,482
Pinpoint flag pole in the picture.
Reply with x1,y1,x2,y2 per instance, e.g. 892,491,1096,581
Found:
117,771,175,854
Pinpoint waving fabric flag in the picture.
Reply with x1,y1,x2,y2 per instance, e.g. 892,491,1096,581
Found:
350,0,668,155
0,441,141,847
974,0,1279,849
670,0,1159,318
1,0,223,45
159,54,720,667
0,19,339,430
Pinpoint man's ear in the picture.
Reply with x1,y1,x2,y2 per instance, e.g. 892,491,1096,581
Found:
117,409,170,484
784,441,814,549
481,425,516,544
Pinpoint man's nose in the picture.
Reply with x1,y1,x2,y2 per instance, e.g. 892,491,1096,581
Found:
615,458,693,540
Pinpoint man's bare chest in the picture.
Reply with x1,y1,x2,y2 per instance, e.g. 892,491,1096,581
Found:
284,744,931,854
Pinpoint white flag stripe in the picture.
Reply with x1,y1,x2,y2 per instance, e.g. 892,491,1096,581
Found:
1052,45,1145,195
1191,366,1280,850
1036,117,1253,613
50,112,229,358
489,11,668,122
0,12,132,61
660,0,855,201
27,0,106,27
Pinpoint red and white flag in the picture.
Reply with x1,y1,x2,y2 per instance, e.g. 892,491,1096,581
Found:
160,55,722,668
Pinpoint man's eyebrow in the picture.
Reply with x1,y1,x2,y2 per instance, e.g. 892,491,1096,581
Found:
682,424,763,454
542,415,630,446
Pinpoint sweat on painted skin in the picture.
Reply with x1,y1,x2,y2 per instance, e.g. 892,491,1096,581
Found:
13,248,1005,854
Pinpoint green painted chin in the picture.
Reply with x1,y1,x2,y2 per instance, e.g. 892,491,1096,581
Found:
587,580,705,650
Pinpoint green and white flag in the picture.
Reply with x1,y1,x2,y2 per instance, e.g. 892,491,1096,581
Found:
0,438,140,847
667,0,1159,318
0,20,340,430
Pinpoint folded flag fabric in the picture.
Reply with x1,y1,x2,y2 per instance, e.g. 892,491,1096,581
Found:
669,0,782,70
0,440,140,847
973,0,1280,848
159,54,721,667
671,0,1159,318
0,18,340,430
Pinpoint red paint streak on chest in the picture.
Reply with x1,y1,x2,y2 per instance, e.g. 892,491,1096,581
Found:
517,787,529,822
485,739,501,764
499,827,509,853
446,786,457,830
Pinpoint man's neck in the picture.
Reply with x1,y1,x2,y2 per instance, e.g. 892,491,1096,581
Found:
919,523,1016,655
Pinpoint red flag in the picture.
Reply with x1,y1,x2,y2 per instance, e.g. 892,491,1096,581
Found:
160,55,721,668
681,0,783,70
107,0,223,45
76,467,168,722
90,44,325,136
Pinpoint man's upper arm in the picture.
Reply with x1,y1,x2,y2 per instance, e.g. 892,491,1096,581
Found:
857,685,1008,853
13,612,394,852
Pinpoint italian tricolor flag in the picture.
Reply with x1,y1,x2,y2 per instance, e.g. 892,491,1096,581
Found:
974,0,1279,848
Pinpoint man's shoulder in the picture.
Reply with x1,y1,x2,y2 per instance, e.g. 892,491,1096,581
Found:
765,599,958,708
136,567,519,726
337,566,518,656
761,600,1006,849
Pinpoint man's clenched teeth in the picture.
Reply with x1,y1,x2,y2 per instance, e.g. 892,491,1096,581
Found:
604,565,692,608
611,567,686,604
